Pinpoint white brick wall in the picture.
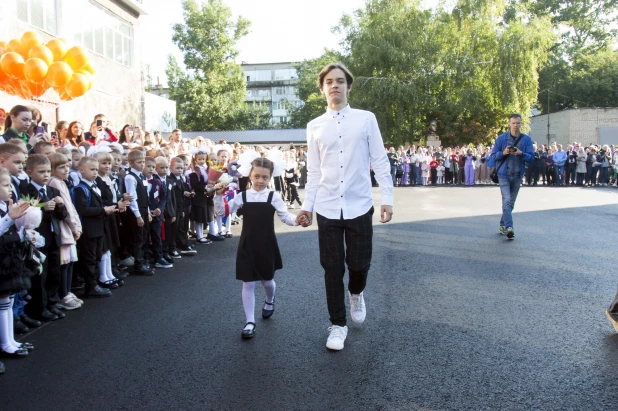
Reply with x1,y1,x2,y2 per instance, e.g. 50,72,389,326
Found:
530,108,618,147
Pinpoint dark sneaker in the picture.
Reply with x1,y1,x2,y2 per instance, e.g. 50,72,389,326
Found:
506,227,514,239
180,247,197,255
169,250,182,259
207,233,224,242
154,258,173,269
197,238,213,245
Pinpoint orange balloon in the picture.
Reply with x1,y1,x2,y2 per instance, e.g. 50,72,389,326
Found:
66,72,89,98
28,45,54,66
0,41,5,49
0,52,26,80
64,46,88,71
83,62,96,75
6,39,22,53
24,58,48,84
46,39,68,62
20,31,42,53
76,70,93,90
23,80,46,98
47,61,72,87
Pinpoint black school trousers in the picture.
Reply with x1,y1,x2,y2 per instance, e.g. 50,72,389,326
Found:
128,207,150,269
317,207,373,327
27,236,60,315
76,235,103,291
163,216,177,254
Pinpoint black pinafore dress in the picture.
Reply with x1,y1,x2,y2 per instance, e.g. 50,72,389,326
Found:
236,191,283,282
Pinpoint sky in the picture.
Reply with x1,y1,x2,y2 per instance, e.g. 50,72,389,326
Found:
140,0,440,86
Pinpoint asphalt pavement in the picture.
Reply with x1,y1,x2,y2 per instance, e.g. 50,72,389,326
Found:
2,185,618,410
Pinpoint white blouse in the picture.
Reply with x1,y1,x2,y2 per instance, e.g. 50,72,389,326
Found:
230,188,298,226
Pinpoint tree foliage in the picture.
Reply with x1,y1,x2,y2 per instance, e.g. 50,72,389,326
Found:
166,0,269,131
521,0,618,112
290,0,554,145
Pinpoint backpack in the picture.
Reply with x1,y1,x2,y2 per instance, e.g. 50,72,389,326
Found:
70,182,92,208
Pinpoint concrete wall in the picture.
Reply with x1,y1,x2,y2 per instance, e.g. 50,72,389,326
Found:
0,0,145,132
530,108,618,147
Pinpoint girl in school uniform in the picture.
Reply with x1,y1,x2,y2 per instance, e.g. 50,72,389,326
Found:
189,148,214,244
47,153,83,310
230,157,306,339
0,168,36,361
421,159,429,185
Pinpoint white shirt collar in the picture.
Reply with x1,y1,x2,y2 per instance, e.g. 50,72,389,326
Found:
80,178,95,187
326,104,351,118
130,168,142,175
30,180,46,192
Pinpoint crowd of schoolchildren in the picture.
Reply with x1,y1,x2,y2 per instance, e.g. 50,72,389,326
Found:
385,142,618,187
0,104,309,373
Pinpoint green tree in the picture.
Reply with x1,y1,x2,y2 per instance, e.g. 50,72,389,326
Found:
520,0,618,111
329,0,553,145
166,0,251,131
285,51,342,128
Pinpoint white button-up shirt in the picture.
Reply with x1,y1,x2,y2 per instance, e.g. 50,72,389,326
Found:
302,105,393,220
230,188,298,226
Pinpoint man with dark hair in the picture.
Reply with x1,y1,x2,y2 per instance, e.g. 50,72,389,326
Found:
489,114,534,239
297,63,393,351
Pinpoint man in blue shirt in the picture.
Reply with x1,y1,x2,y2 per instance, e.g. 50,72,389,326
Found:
552,144,567,186
489,114,535,239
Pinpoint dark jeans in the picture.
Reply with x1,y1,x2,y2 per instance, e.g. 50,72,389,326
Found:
59,262,74,299
498,175,521,229
600,167,609,184
317,207,374,326
566,163,577,184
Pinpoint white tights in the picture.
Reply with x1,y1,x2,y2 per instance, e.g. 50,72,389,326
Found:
241,280,276,330
98,251,116,283
0,295,20,352
194,222,204,239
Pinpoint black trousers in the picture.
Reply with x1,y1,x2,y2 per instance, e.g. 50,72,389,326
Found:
76,236,103,291
127,208,149,269
27,236,59,315
317,207,374,326
146,217,163,261
163,217,177,254
566,163,577,184
176,204,190,248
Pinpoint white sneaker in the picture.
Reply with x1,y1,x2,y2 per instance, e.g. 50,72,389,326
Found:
119,256,135,266
326,325,348,351
69,292,84,305
58,296,81,310
349,291,366,324
288,204,296,209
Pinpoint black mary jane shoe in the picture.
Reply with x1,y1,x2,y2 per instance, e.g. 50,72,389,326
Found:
1,348,28,358
99,280,119,290
241,322,256,339
262,300,275,319
19,342,34,351
112,278,124,287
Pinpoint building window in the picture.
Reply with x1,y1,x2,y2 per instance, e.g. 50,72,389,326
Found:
255,70,272,81
272,102,278,110
70,1,133,67
17,0,58,35
275,87,286,95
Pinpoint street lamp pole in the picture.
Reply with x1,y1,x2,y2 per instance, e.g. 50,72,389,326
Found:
547,89,550,147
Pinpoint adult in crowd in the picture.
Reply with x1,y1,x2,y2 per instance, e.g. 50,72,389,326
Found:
489,114,534,240
553,144,567,186
296,63,393,351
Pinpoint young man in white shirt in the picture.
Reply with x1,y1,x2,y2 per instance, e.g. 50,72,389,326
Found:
296,63,393,351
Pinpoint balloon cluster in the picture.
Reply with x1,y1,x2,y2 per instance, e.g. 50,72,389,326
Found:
0,31,95,101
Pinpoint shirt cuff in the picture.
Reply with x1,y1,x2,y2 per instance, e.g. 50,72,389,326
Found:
381,195,394,207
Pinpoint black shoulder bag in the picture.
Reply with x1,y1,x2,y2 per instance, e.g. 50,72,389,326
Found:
490,134,524,184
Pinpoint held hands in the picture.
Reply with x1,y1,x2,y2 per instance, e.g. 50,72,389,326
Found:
148,213,152,223
53,196,64,207
123,193,134,202
296,210,312,227
8,200,30,220
137,217,144,227
151,209,161,217
380,205,393,223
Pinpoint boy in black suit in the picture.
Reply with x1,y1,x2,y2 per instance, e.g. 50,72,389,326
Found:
171,157,196,256
143,157,172,269
124,150,154,275
74,156,117,298
157,157,178,261
24,155,68,320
